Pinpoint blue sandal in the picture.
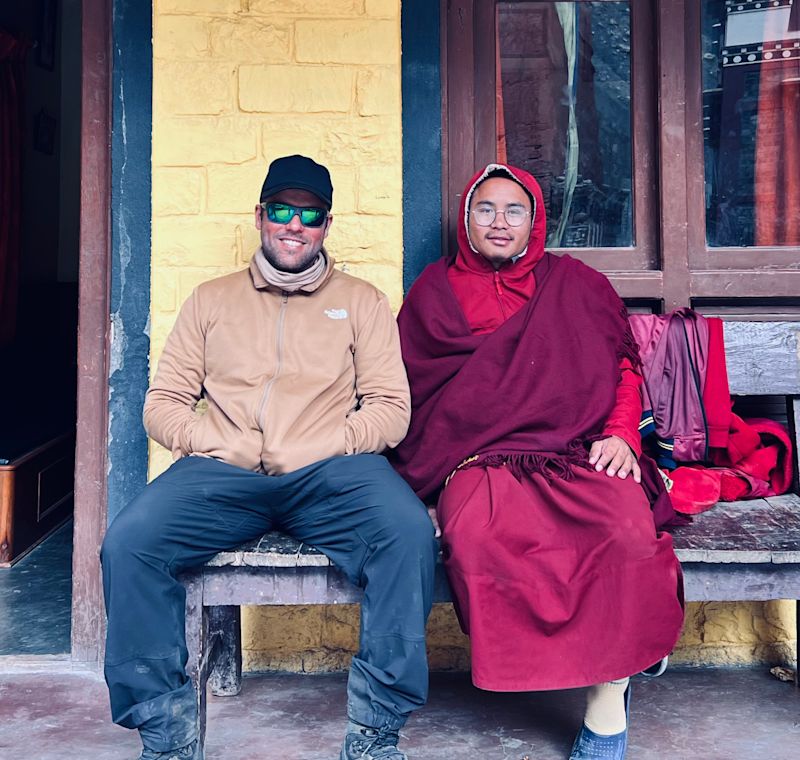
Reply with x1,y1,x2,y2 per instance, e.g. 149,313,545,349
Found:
568,684,631,760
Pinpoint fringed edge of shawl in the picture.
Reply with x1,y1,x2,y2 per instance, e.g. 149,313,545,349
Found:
453,439,593,484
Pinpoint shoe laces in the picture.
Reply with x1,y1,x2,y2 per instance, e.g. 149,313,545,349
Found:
351,726,405,758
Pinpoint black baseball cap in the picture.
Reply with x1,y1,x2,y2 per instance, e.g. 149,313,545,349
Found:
259,154,333,208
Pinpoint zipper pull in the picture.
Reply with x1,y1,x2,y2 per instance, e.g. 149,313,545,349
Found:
494,271,504,297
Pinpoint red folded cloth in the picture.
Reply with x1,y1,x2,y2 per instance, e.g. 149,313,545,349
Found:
668,416,794,515
666,467,722,515
710,416,793,495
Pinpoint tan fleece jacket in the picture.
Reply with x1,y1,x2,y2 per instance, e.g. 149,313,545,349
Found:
144,253,411,475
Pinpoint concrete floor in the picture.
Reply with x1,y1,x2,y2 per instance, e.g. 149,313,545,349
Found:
0,521,72,655
0,667,798,759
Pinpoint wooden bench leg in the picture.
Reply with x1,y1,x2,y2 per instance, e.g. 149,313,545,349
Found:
208,605,243,697
787,398,799,688
184,571,210,754
789,397,800,495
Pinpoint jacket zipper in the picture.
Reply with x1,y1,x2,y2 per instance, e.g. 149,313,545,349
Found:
493,270,508,319
256,291,289,430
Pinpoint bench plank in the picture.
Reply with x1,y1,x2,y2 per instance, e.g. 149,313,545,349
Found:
205,495,800,571
206,532,332,568
723,322,800,395
199,564,455,607
679,563,800,602
669,495,800,564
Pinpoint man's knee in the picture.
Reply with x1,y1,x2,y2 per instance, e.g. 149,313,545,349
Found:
100,490,161,569
404,502,438,549
375,496,438,569
101,515,137,572
354,461,436,549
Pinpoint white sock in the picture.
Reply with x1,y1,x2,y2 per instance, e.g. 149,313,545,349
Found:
583,677,630,736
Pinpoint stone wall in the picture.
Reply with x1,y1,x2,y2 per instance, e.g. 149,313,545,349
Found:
150,0,795,674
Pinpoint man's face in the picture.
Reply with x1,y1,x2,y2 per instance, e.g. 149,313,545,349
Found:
467,177,533,268
255,188,332,273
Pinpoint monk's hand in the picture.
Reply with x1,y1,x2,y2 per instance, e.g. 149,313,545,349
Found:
427,507,442,538
588,435,641,484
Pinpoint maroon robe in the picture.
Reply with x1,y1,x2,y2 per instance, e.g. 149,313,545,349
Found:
392,164,684,691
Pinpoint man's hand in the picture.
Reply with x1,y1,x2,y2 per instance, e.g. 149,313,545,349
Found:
427,507,441,538
588,435,641,483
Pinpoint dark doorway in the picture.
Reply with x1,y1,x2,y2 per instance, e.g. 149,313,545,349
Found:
0,0,82,655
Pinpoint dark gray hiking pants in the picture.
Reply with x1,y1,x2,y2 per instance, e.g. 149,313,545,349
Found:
101,454,437,752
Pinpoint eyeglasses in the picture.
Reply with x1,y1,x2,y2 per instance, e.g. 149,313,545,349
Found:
471,206,532,228
261,202,328,228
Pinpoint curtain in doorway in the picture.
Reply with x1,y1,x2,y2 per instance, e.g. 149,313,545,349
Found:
0,29,29,347
495,3,629,249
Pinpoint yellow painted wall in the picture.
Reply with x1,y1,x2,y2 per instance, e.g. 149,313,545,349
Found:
150,0,404,483
240,601,796,673
151,0,795,674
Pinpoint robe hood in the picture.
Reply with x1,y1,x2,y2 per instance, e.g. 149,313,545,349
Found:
456,162,547,276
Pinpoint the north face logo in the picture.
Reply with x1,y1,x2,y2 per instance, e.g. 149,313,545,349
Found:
324,308,348,320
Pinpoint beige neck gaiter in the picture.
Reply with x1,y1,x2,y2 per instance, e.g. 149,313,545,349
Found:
255,248,327,292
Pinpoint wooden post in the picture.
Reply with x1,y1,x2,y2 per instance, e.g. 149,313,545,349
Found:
71,0,112,664
208,606,243,697
183,570,209,752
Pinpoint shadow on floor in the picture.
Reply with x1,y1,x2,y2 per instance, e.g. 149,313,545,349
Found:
0,667,798,759
0,520,72,655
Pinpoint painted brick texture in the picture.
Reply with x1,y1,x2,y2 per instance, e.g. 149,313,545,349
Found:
150,1,795,674
151,1,405,385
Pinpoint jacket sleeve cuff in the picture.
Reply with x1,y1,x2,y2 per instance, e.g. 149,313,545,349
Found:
601,424,642,459
344,418,355,456
176,414,200,458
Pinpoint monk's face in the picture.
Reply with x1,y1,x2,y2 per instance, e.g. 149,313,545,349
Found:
467,177,533,268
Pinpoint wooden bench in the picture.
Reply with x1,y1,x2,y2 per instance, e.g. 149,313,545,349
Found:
0,432,75,567
182,320,800,750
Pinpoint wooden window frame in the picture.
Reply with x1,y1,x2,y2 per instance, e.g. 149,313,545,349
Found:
680,0,800,288
442,0,800,308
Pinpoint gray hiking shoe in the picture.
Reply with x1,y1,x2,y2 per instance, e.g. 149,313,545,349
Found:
340,721,408,759
139,740,202,760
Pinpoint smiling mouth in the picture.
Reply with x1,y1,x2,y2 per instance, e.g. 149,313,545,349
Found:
280,238,305,248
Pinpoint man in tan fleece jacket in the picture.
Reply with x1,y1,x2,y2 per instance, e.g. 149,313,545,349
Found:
101,155,438,760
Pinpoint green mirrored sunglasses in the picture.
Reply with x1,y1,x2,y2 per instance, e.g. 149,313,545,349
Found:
261,202,328,228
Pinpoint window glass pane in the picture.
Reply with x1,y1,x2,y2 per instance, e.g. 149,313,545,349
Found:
497,1,633,248
703,0,800,247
